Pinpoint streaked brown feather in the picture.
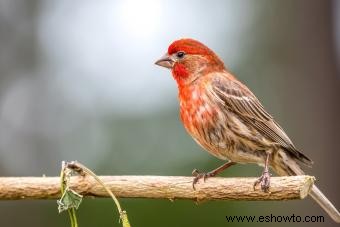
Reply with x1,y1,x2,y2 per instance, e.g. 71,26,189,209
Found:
209,72,313,166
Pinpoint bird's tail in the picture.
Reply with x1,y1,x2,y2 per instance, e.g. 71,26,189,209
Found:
273,150,340,223
309,185,340,223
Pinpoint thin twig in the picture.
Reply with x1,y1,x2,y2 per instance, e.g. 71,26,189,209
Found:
65,161,131,226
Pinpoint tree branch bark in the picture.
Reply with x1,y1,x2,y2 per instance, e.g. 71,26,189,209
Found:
0,175,314,201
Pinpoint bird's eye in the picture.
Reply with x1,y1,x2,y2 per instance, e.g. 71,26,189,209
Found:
176,51,185,59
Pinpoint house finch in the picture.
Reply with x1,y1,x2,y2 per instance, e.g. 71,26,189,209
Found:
155,38,340,222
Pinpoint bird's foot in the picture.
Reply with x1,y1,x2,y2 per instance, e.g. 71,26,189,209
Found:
253,169,271,192
192,169,214,190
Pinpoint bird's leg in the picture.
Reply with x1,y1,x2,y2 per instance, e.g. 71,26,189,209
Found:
253,153,271,192
192,161,236,190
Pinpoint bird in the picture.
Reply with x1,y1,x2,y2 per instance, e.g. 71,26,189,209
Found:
155,38,340,223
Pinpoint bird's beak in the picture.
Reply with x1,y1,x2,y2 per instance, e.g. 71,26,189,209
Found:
155,53,174,69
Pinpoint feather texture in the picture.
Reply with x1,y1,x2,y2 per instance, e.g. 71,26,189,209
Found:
209,72,313,167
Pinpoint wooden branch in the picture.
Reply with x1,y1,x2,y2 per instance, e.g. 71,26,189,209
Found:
0,175,314,201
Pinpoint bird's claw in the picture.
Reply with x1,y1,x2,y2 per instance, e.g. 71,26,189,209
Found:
192,169,211,190
253,170,271,192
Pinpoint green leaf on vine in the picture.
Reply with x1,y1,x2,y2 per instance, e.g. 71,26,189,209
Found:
57,188,83,213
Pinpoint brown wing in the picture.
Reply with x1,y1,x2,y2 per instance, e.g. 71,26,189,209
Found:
210,73,312,166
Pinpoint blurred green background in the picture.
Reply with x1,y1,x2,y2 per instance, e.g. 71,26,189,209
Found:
0,0,340,226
